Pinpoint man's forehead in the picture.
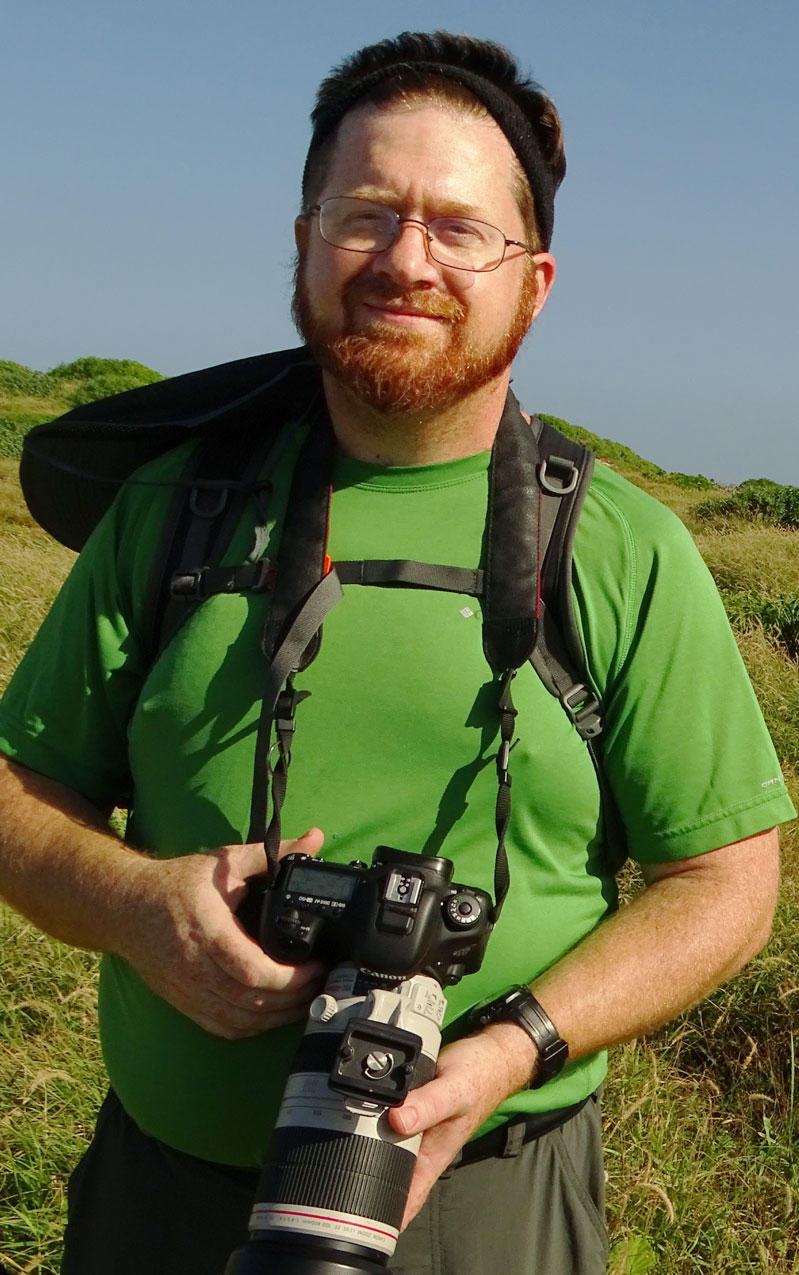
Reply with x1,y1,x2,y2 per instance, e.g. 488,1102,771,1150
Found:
332,96,508,146
318,100,520,207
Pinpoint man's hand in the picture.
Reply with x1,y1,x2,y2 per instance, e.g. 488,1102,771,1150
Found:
114,829,326,1039
387,1023,538,1229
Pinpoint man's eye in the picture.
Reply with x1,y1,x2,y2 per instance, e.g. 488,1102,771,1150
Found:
341,211,390,233
434,218,489,245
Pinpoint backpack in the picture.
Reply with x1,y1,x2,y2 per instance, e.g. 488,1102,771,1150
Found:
20,345,624,897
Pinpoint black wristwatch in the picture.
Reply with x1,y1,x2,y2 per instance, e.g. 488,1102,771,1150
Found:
467,986,569,1088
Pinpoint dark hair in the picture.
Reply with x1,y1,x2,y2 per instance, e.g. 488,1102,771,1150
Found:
302,31,566,249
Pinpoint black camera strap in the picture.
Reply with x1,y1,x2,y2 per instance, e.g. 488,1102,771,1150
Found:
247,390,583,926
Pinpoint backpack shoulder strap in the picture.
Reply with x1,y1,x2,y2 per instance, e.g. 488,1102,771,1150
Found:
140,424,284,665
532,416,628,872
530,416,601,741
137,359,324,665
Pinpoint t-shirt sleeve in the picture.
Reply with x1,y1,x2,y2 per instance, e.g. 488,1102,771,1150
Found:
0,470,170,809
573,470,796,863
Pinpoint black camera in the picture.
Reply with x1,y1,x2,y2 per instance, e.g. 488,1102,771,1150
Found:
245,845,492,986
225,847,492,1274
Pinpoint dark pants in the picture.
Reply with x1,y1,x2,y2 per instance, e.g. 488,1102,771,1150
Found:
62,1091,608,1275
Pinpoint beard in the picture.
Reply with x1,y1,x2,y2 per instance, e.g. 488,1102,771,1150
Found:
292,257,538,416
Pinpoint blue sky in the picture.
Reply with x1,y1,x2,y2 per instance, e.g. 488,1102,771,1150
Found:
3,0,798,483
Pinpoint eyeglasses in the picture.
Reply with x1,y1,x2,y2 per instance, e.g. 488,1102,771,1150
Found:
308,196,533,273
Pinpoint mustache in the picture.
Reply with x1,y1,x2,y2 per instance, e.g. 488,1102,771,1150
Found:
343,279,466,323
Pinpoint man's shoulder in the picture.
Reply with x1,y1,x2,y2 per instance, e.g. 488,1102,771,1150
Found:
585,462,690,535
579,460,699,567
574,461,713,626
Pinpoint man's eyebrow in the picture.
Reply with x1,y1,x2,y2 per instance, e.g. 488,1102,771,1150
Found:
342,186,487,219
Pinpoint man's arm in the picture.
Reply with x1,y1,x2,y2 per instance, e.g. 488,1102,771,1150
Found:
0,755,325,1039
388,828,780,1226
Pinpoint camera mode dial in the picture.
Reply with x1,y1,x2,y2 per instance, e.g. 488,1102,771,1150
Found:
443,891,483,929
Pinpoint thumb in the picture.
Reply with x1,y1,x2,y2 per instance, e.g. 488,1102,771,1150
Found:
226,828,325,880
389,1075,452,1138
278,826,325,859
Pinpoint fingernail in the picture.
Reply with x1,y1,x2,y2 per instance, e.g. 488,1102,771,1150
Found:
397,1104,417,1134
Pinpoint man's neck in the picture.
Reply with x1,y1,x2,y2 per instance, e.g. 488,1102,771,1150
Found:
322,369,513,466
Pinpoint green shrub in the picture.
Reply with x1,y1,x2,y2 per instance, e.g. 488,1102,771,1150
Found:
48,357,163,406
696,478,799,528
667,471,715,490
0,417,26,458
0,361,52,397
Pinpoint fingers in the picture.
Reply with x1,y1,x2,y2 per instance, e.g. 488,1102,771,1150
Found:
387,1034,525,1230
118,839,331,1039
207,918,324,993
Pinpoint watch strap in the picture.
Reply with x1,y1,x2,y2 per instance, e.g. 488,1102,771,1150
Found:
467,985,569,1088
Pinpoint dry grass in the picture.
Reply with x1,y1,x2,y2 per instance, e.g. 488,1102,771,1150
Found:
692,524,799,599
0,461,75,689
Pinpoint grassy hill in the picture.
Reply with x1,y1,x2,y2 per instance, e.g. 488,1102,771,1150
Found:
1,361,798,1273
0,357,163,459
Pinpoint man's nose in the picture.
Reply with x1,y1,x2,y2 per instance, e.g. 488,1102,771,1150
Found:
373,219,441,285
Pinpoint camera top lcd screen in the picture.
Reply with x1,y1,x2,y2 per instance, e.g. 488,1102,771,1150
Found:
287,863,358,903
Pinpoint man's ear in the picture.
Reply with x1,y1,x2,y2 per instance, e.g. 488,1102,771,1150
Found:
294,215,310,253
530,253,556,321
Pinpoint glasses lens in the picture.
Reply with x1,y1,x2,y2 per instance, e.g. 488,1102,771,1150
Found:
315,198,508,271
427,216,505,271
318,197,396,253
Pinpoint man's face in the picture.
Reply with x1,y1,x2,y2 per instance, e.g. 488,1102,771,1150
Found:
293,101,555,415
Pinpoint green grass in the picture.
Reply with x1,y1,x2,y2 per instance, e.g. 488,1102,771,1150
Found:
1,373,799,1272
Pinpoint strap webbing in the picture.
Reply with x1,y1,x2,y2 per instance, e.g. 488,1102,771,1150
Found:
335,560,483,595
491,670,517,923
249,568,344,871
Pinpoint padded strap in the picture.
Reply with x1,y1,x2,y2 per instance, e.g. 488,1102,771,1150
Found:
482,392,543,675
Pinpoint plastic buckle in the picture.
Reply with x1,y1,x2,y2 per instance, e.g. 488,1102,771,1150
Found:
169,568,207,599
275,686,300,735
561,684,602,739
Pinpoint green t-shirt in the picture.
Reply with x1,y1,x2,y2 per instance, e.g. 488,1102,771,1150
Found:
0,432,793,1166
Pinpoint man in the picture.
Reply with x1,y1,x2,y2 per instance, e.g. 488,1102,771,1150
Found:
0,30,793,1275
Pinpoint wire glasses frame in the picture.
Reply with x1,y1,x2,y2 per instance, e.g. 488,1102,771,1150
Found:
308,196,534,273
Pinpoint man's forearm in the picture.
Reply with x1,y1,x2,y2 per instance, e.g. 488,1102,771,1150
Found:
529,829,779,1065
0,755,330,1037
391,829,779,1225
0,755,147,953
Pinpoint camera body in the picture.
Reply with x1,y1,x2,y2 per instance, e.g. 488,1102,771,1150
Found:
226,848,494,1274
250,845,493,987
